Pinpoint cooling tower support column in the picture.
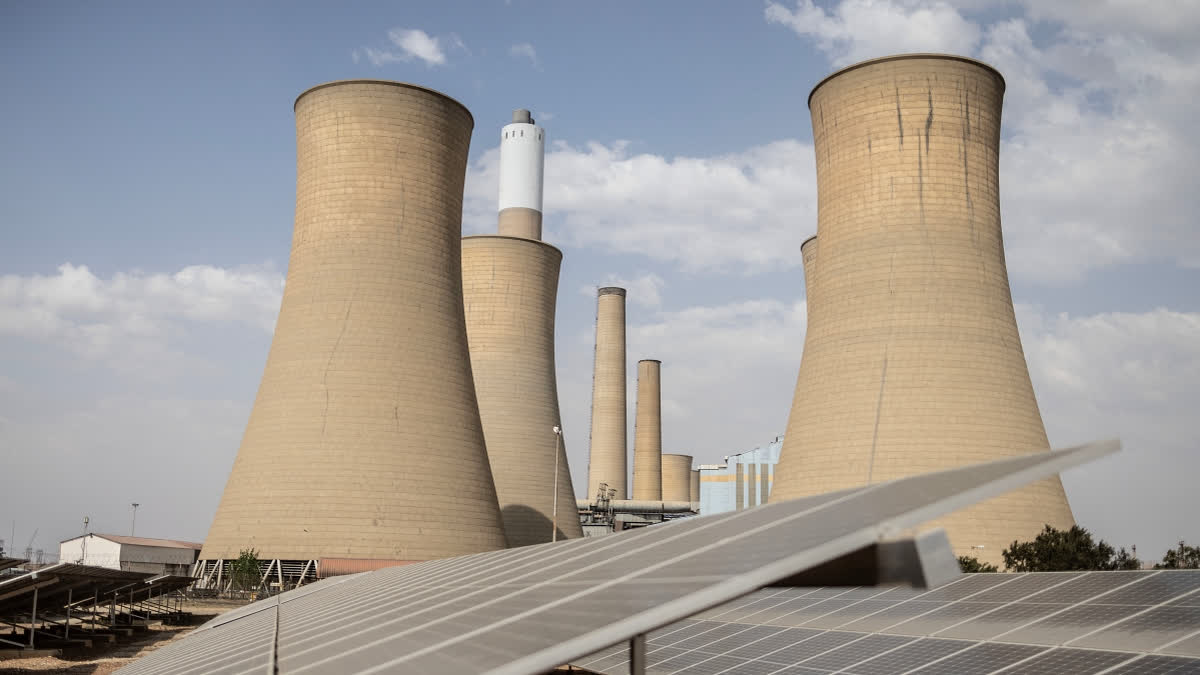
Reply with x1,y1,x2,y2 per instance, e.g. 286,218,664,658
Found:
462,235,583,546
498,109,545,239
200,80,508,565
661,454,693,502
770,55,1074,566
632,359,663,501
587,287,628,500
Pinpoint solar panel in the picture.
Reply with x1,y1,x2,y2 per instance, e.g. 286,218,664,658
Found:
118,440,1117,675
586,575,1200,674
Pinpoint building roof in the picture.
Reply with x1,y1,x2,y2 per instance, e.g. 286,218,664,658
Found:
60,533,203,550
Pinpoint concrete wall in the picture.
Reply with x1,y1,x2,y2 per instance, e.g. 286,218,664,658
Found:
771,55,1074,566
586,288,628,499
462,235,582,545
632,360,663,501
661,453,693,502
200,80,509,562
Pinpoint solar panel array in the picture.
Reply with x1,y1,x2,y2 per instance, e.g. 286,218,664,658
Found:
116,442,1116,675
576,570,1200,674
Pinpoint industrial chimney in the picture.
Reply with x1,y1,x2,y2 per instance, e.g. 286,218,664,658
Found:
661,454,693,502
497,109,545,239
632,359,663,501
770,55,1075,566
200,81,508,571
586,287,628,499
461,110,582,546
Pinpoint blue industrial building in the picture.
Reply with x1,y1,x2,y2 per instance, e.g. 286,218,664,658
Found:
698,436,783,515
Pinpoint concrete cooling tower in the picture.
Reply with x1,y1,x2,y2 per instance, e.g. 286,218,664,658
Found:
461,110,581,546
661,454,693,502
632,359,664,501
199,81,508,571
586,287,628,499
690,469,700,503
770,55,1074,566
497,109,545,239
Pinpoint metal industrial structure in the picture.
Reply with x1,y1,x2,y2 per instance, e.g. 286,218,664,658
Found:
586,287,629,500
198,80,508,583
461,109,581,547
660,453,693,502
631,359,664,501
770,55,1075,565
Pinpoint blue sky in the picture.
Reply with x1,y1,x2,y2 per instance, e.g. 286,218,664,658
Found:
2,1,1197,563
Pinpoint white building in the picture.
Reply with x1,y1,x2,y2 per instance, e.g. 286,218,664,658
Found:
58,534,202,576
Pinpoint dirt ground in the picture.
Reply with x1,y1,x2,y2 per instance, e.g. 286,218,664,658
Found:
0,599,249,675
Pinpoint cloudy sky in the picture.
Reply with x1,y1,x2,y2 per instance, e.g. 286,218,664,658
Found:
2,1,1197,563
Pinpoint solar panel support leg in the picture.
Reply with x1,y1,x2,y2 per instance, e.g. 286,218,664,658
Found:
629,633,646,675
28,586,37,648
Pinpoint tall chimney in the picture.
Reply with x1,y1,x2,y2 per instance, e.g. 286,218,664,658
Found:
497,108,545,239
200,80,508,567
661,454,693,502
460,110,582,546
586,287,628,499
632,359,663,501
770,55,1075,566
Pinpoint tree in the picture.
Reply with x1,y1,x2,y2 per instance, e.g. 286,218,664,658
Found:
1002,525,1141,572
1156,541,1200,569
229,548,262,591
958,555,998,573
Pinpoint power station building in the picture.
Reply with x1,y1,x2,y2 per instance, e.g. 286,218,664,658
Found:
770,55,1075,565
198,80,509,583
462,110,582,546
698,436,783,515
586,287,629,500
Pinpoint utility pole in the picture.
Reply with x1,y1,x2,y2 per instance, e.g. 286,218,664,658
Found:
131,503,140,536
551,426,563,543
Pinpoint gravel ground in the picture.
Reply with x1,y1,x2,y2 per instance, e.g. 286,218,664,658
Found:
0,599,249,675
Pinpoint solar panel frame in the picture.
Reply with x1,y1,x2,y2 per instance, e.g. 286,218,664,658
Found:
119,441,1118,675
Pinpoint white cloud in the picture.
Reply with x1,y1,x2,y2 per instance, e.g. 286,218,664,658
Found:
579,273,666,309
0,263,282,361
465,139,818,273
1016,305,1200,557
354,28,455,68
764,0,1200,282
510,42,540,69
765,0,981,67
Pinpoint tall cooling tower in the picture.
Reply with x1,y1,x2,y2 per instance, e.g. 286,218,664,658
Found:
586,287,628,499
461,110,581,546
690,469,700,503
200,81,508,567
632,359,663,501
771,55,1074,565
661,454,693,502
497,109,544,239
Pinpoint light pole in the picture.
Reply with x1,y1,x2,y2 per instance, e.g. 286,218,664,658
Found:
551,425,563,543
131,503,140,536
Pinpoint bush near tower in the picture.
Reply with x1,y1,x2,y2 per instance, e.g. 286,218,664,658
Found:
1001,525,1140,572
